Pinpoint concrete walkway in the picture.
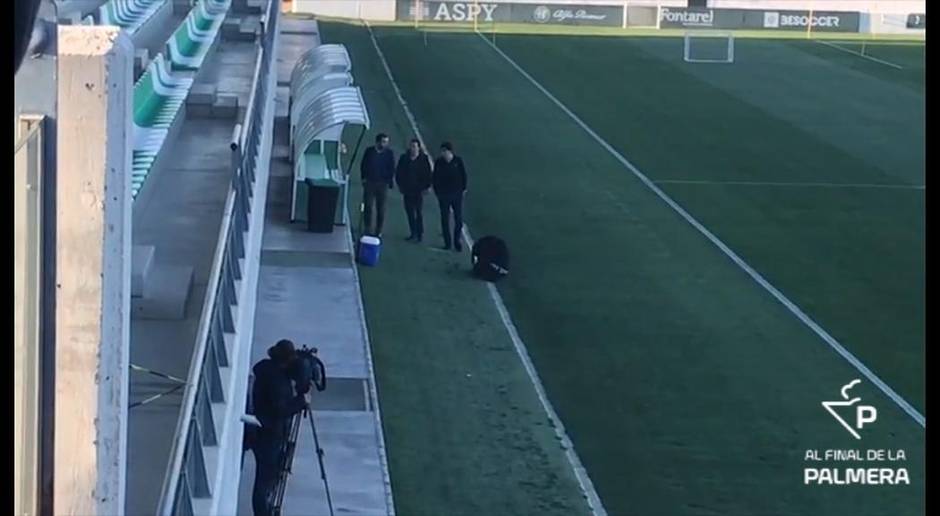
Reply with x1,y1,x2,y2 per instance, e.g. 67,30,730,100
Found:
124,19,259,516
236,18,394,516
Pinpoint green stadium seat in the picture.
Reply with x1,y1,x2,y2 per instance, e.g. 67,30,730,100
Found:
126,0,228,199
166,0,230,71
133,54,192,129
131,54,195,199
97,0,164,35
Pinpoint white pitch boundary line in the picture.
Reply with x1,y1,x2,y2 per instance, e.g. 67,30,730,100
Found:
815,39,904,69
477,31,926,429
365,22,608,516
655,179,926,190
345,226,398,516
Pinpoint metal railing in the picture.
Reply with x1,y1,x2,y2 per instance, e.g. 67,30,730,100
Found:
157,1,279,514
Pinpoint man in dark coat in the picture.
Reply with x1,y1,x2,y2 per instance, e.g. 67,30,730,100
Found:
250,340,308,516
432,142,469,252
359,133,396,237
395,138,433,242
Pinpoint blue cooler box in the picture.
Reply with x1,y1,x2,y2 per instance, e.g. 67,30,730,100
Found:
358,236,381,266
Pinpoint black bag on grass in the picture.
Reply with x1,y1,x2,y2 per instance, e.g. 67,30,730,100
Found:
471,236,509,282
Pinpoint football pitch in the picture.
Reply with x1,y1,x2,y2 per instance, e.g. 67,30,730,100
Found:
319,19,925,516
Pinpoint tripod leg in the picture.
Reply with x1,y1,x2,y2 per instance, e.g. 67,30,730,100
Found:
271,413,303,515
306,410,336,516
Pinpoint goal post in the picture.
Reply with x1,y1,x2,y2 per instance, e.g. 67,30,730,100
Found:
683,31,735,64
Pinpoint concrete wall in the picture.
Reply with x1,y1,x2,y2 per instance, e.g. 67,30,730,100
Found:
862,11,926,35
293,0,397,20
54,26,133,516
709,1,924,13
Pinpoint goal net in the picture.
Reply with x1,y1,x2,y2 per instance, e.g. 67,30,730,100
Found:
683,32,735,64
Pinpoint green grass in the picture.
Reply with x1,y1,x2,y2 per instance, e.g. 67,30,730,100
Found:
323,21,592,516
319,19,925,516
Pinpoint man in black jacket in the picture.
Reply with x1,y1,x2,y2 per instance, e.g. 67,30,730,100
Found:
250,340,309,516
432,142,469,252
396,138,433,242
359,133,396,237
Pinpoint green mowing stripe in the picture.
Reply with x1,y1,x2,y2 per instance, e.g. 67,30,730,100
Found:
353,23,924,516
318,21,592,516
367,21,606,516
793,40,925,93
814,40,903,69
477,29,924,427
487,32,924,410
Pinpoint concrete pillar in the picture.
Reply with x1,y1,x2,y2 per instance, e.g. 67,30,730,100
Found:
54,26,133,516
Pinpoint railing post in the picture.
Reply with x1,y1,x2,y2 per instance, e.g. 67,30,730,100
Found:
230,123,241,178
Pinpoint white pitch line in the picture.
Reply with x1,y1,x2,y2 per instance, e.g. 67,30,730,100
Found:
815,39,904,69
655,179,925,190
477,31,926,429
365,22,608,516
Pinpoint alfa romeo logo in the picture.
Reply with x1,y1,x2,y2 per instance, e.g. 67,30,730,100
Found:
533,5,551,23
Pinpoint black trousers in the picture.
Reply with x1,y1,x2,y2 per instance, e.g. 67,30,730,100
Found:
437,193,464,247
403,193,424,238
362,181,389,236
252,436,284,516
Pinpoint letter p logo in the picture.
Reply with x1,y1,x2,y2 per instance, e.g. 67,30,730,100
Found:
822,380,878,440
856,405,877,429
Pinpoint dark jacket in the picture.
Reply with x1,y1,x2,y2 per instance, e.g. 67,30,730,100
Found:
432,156,468,197
251,359,306,442
396,152,433,195
360,146,396,187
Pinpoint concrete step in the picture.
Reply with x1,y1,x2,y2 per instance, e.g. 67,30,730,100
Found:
213,94,239,119
187,83,218,118
241,0,265,15
188,83,218,105
281,18,320,36
310,377,368,411
131,245,156,298
222,18,241,41
131,264,194,320
223,16,261,42
240,17,261,41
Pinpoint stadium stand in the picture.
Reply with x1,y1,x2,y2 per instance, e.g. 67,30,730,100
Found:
128,0,229,199
167,0,229,70
132,53,193,198
97,0,166,34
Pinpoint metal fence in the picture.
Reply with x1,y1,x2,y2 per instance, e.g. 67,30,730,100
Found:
157,1,279,514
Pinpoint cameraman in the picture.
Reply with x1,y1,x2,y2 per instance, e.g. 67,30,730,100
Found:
249,340,309,516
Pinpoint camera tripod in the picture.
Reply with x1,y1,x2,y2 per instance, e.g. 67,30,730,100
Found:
270,349,333,516
270,407,335,516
